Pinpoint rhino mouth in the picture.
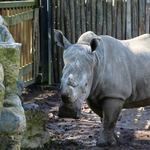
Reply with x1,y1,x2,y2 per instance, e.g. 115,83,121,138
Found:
58,103,81,119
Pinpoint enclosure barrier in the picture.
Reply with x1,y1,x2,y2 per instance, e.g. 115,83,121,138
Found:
51,0,150,83
0,0,40,87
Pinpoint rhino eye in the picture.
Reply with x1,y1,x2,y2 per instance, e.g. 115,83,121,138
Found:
85,83,87,86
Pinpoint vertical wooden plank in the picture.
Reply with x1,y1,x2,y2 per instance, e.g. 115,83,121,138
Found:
97,0,103,35
57,0,62,83
112,0,117,38
146,0,150,33
122,0,126,40
103,0,107,35
132,0,138,37
117,0,122,39
107,0,112,36
60,0,65,34
81,0,86,34
51,0,58,83
139,0,146,35
64,0,71,41
60,0,65,69
75,0,81,41
70,0,75,43
91,0,96,33
86,0,91,31
126,0,132,39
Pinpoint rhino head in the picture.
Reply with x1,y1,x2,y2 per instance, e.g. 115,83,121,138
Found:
54,30,100,119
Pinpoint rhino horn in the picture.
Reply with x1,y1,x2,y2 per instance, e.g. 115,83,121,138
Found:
67,74,78,87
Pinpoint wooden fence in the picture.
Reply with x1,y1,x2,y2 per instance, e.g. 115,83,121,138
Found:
0,1,40,87
51,0,150,83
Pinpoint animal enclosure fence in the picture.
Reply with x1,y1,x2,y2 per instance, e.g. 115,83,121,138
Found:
0,1,40,87
51,0,150,83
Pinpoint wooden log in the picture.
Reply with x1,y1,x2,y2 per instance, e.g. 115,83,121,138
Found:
126,0,132,39
64,0,71,41
51,0,58,83
132,0,138,37
117,0,122,39
57,0,62,82
91,0,96,33
107,0,112,36
60,0,65,69
86,0,91,31
81,0,86,34
97,0,103,35
112,0,117,38
103,0,106,35
139,0,146,35
146,0,150,33
75,0,81,41
122,0,126,40
70,0,75,43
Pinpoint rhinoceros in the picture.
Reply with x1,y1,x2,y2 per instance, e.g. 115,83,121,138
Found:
54,30,150,147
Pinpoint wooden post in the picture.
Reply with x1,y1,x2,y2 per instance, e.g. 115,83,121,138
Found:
70,0,75,43
60,0,65,69
139,0,146,35
117,0,122,39
92,0,96,33
81,0,86,34
75,0,81,41
64,0,71,41
103,0,106,35
40,0,49,83
146,0,150,33
132,0,138,37
57,0,62,83
97,0,103,35
86,0,91,31
126,0,132,39
107,0,112,36
51,0,58,83
122,0,126,40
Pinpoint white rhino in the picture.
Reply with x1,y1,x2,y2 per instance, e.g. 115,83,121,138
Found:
54,30,150,147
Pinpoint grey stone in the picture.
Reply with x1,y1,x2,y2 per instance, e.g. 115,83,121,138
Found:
21,103,50,148
0,94,26,135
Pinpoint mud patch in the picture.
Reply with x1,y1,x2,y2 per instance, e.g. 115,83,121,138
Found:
22,84,150,150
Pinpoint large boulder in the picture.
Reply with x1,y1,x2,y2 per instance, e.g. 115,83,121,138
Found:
0,94,26,135
21,103,50,148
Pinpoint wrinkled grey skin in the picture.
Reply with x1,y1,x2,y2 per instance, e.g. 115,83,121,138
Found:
54,30,150,147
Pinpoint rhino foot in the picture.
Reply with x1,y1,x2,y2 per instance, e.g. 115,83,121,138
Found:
96,130,117,147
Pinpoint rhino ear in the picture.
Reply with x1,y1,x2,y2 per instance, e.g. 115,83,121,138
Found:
89,37,101,52
54,30,71,49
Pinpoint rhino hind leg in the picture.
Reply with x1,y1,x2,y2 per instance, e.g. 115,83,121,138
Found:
96,99,124,147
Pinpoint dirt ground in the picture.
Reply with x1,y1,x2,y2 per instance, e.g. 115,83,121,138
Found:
22,84,150,150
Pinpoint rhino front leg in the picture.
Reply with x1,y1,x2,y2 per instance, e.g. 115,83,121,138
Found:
96,98,124,147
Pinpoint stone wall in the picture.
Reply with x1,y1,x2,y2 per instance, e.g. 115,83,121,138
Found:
0,15,50,150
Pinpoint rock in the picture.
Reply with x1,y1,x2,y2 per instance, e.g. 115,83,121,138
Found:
21,103,50,148
0,63,5,117
0,15,15,43
0,43,21,95
0,94,26,135
0,134,22,150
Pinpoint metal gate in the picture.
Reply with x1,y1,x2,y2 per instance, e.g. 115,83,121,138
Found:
0,0,40,87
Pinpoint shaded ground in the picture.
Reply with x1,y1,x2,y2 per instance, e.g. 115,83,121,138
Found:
22,84,150,150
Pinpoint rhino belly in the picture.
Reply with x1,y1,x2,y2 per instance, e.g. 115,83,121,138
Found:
123,97,150,108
